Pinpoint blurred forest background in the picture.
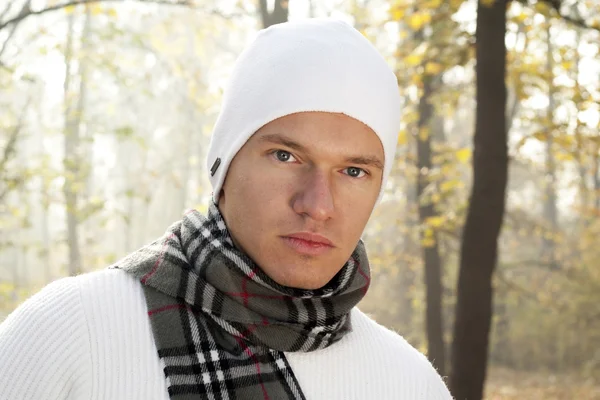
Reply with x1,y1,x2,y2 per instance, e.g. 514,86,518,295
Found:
1,0,600,398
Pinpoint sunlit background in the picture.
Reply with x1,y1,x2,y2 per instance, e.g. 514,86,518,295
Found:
1,0,600,398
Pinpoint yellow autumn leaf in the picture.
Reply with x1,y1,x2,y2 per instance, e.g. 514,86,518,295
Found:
428,0,443,7
421,236,436,248
425,62,443,75
411,74,423,86
514,12,527,23
426,216,445,228
456,147,471,163
390,7,405,21
64,4,76,14
450,0,463,8
419,127,430,141
405,53,423,66
440,179,463,193
555,152,575,162
480,0,496,6
398,130,408,145
90,4,103,15
107,8,118,17
561,61,573,70
534,2,550,14
408,13,431,31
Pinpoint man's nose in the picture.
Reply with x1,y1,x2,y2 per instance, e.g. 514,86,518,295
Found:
291,170,335,222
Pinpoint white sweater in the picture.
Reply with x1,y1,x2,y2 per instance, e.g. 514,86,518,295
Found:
0,269,452,400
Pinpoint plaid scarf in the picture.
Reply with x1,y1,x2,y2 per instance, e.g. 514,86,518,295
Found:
113,202,371,400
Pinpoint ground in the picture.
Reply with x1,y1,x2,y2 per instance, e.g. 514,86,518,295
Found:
484,367,600,400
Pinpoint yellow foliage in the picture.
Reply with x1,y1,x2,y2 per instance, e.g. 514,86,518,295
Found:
561,61,573,70
64,4,76,14
440,179,464,192
424,0,444,7
532,131,547,141
456,147,472,163
421,236,436,248
408,13,432,31
426,216,445,228
405,53,423,66
107,8,118,17
425,62,444,75
555,152,574,162
480,0,496,6
450,0,464,8
534,1,551,15
90,4,103,15
412,74,423,87
390,7,405,21
398,130,408,145
419,127,430,141
514,12,528,23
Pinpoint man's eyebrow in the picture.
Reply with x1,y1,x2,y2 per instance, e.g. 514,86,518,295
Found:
258,132,384,170
258,133,308,153
345,156,384,170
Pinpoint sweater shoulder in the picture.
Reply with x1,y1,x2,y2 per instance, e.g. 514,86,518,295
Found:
74,268,169,400
351,308,453,399
0,274,93,399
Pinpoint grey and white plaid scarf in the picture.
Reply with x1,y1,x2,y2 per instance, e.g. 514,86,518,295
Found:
113,202,371,400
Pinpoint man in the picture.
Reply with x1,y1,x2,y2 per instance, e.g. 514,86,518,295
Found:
0,19,452,399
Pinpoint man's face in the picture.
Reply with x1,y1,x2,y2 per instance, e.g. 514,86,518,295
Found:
218,112,384,290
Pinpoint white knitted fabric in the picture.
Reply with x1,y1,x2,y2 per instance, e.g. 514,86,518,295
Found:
0,269,452,400
206,18,401,203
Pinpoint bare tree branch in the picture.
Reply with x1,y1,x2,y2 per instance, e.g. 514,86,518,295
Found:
0,22,18,61
0,0,18,24
0,108,29,176
557,12,600,32
0,0,30,62
0,127,20,176
0,0,194,32
537,0,600,33
0,96,31,202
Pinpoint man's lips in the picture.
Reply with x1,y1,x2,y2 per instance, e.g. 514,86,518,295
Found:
281,232,334,256
284,232,334,246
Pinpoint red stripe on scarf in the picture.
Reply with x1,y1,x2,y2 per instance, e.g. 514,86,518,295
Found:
141,233,176,284
233,324,271,400
226,292,287,302
147,303,189,316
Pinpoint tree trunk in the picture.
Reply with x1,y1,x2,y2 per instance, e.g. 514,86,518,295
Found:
399,135,417,341
594,144,600,212
63,6,91,275
417,74,446,376
572,28,588,226
258,0,289,28
541,20,558,269
449,1,508,399
63,11,81,276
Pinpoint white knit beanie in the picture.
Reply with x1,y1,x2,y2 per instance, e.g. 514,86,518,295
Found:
207,18,401,204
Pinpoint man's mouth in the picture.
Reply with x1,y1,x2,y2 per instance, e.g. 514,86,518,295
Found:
281,232,334,256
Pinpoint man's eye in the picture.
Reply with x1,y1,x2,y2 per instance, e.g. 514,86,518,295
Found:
344,167,367,178
273,150,297,163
